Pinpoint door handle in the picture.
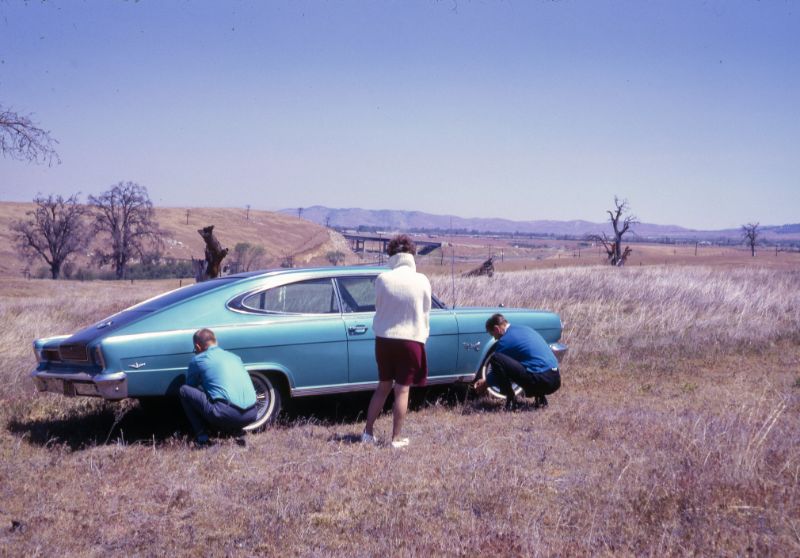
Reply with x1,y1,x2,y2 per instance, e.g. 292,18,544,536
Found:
348,325,369,335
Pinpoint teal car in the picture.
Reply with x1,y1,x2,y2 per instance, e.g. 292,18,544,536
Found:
31,266,567,430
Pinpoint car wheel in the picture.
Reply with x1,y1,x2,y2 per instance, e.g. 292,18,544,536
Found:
478,353,524,400
243,372,283,431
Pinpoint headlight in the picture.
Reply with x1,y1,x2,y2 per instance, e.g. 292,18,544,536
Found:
93,346,106,369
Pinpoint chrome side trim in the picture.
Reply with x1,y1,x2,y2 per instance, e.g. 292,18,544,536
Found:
31,370,128,400
290,374,477,397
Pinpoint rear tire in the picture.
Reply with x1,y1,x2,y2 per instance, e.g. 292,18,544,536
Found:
478,353,524,400
243,372,283,431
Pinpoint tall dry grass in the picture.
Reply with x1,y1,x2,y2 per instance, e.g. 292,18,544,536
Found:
1,267,799,556
0,279,180,400
433,266,800,365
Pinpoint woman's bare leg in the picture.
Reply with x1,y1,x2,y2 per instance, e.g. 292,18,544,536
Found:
364,380,394,436
392,384,411,441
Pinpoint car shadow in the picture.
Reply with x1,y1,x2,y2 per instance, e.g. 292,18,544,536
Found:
7,385,482,451
7,399,192,451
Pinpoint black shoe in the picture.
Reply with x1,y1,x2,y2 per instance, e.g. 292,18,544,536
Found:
193,433,213,448
534,395,548,408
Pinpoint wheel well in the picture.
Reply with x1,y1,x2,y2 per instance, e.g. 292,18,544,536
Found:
252,370,290,399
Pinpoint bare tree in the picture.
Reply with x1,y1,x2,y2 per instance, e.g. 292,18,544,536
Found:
588,196,639,266
0,104,60,165
10,193,88,279
89,182,163,279
742,222,760,257
232,242,266,272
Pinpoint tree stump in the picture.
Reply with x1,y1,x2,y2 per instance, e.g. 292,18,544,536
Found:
195,225,229,282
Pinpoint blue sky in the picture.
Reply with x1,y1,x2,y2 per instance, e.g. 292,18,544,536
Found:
1,1,797,229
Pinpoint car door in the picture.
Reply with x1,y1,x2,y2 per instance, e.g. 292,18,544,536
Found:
336,275,458,385
226,277,349,390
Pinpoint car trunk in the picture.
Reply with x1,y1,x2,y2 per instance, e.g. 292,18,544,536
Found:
41,310,152,367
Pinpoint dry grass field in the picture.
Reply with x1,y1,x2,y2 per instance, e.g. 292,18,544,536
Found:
1,265,799,556
416,235,800,275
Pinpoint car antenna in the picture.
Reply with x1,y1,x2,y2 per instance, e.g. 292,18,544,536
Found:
450,216,456,309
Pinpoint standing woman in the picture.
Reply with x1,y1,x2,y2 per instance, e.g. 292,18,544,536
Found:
362,234,431,448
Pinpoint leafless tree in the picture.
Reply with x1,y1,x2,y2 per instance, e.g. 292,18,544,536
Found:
89,182,163,279
10,193,88,279
587,196,639,266
741,222,760,257
0,105,60,165
232,242,266,272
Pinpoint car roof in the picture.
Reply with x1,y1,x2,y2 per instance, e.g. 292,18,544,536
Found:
225,265,390,281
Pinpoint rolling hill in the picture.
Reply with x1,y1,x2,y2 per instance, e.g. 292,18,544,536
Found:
0,203,354,278
283,205,800,241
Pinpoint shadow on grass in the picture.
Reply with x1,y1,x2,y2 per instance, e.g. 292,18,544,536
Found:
7,385,480,451
7,399,192,451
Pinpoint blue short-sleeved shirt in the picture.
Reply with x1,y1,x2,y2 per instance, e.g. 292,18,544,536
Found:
494,324,558,373
186,346,257,409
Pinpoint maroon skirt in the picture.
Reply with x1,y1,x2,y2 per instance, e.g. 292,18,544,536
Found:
374,336,428,386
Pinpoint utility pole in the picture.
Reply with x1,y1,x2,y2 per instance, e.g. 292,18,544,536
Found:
185,209,190,225
246,205,251,221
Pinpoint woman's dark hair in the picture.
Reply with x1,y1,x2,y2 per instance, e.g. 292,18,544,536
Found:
387,234,416,256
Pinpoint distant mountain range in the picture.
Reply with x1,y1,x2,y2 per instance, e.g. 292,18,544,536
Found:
281,206,800,241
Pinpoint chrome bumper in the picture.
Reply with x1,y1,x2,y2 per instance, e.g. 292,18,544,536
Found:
31,370,128,400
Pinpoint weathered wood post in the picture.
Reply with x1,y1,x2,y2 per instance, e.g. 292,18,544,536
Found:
195,225,229,282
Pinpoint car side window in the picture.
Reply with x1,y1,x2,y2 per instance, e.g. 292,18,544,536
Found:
336,276,377,313
242,278,339,314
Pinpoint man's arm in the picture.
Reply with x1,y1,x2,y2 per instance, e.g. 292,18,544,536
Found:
186,359,201,387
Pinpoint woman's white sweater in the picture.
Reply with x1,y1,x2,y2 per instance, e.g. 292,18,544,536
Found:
373,253,432,343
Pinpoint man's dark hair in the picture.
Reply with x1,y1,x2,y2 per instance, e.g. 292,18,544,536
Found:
193,328,217,349
485,313,508,332
387,234,416,256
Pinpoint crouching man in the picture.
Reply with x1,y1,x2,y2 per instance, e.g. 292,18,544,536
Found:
476,313,561,410
179,328,258,445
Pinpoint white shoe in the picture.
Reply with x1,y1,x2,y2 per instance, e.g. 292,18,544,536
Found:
390,438,409,449
361,432,377,444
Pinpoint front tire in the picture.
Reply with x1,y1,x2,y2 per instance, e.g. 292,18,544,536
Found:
243,372,283,431
478,353,524,400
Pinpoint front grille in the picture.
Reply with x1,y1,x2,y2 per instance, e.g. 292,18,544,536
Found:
59,344,89,362
42,348,61,362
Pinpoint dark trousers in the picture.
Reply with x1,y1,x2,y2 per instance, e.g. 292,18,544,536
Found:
489,352,561,402
179,384,257,436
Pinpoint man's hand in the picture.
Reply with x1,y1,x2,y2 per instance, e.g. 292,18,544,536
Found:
473,378,488,396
